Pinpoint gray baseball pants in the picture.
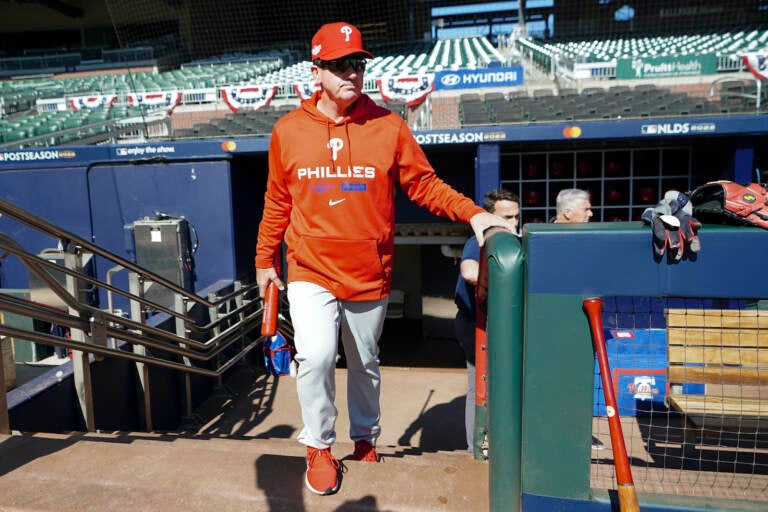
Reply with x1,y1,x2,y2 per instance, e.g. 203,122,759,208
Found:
287,281,388,449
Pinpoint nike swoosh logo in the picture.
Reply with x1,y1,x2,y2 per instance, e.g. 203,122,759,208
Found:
328,198,346,206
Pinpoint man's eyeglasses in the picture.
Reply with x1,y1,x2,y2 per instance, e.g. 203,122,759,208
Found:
315,57,367,73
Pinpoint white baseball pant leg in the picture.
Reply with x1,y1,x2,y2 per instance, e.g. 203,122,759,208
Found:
288,281,387,449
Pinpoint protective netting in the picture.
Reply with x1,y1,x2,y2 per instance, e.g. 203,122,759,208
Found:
103,0,435,68
591,297,768,502
31,1,767,66
1,1,767,150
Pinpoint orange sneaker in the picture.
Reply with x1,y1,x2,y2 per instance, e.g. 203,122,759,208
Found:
305,447,341,495
353,440,380,462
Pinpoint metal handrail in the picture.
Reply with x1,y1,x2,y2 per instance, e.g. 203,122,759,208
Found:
0,195,281,434
0,323,260,378
709,75,763,109
0,195,217,310
0,291,261,362
0,197,269,353
0,232,260,336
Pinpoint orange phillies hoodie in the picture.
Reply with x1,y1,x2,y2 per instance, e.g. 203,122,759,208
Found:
255,92,484,301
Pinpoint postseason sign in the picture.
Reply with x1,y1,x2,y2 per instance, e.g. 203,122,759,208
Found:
434,66,524,91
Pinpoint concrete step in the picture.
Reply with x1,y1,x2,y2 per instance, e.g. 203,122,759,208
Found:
0,431,488,511
0,365,489,511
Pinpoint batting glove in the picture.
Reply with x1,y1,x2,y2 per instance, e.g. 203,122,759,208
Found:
642,190,701,261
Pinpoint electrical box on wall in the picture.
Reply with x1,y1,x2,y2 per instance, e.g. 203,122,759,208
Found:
133,217,195,310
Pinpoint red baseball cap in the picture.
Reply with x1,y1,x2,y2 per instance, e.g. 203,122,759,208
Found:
311,22,374,61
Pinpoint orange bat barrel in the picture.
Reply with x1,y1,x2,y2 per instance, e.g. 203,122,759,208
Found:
261,281,279,337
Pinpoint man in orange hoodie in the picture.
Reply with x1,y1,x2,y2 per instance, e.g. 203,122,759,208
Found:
255,21,516,496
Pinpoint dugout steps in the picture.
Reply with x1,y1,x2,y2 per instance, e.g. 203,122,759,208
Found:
0,365,488,512
0,432,487,512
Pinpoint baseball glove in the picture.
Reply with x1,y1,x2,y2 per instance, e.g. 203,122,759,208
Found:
690,181,768,229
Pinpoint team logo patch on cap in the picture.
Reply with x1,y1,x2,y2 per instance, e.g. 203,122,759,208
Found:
310,21,373,61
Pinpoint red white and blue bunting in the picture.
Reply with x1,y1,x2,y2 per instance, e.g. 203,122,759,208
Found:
127,91,183,113
220,85,278,112
376,75,435,107
68,94,117,111
293,82,320,101
741,53,768,81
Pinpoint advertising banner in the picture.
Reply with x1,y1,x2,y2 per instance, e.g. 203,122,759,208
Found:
616,54,717,79
434,66,524,90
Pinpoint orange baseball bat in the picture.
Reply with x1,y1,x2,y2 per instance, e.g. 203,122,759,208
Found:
261,258,281,337
260,281,279,337
583,297,640,512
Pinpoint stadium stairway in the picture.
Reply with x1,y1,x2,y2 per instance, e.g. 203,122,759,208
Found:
0,365,488,511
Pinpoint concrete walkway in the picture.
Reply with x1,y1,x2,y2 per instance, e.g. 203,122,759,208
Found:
0,366,489,512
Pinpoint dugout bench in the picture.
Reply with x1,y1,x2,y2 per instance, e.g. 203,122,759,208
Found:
666,307,768,454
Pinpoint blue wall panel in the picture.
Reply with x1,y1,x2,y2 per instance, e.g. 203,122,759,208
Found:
87,160,236,310
475,143,500,204
0,167,91,289
525,222,768,297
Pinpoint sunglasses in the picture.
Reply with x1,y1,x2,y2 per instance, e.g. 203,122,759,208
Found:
315,57,367,73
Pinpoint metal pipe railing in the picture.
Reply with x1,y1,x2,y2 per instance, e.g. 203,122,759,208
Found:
0,195,282,434
0,195,216,310
0,291,261,362
0,227,259,334
0,247,262,353
0,323,261,378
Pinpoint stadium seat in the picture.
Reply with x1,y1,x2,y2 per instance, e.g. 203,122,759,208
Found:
173,128,196,138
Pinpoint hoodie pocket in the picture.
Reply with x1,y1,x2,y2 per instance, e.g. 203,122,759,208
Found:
294,236,385,295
